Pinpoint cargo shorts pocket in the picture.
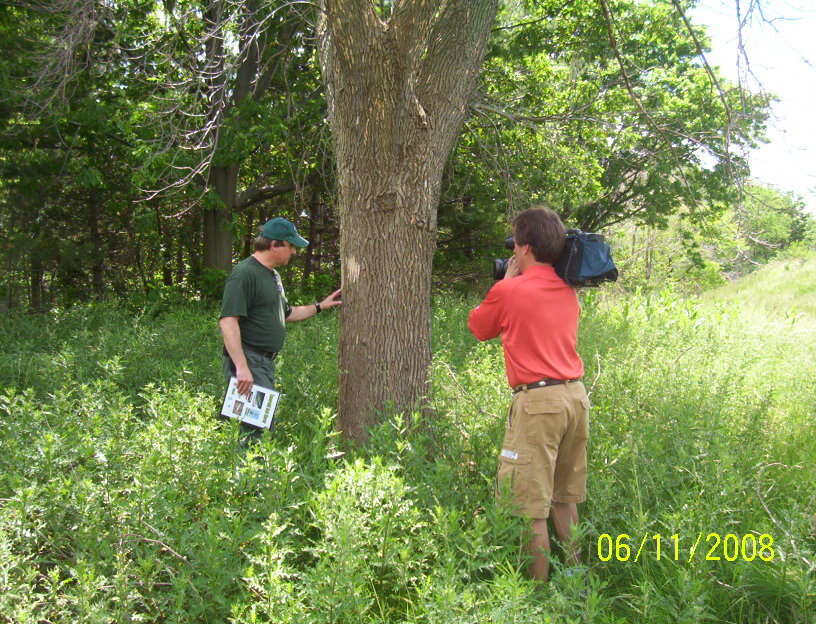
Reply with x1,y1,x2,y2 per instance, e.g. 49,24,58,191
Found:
496,447,533,510
521,399,565,445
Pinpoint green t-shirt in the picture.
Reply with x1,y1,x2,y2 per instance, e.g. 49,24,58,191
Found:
220,256,292,353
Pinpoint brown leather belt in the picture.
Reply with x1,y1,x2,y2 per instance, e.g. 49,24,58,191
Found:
244,344,278,360
512,378,581,394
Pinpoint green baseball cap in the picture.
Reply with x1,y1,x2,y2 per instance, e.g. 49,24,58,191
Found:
260,217,309,247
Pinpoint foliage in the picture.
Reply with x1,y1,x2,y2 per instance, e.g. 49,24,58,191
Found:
0,0,187,307
434,0,771,278
1,261,814,622
2,0,777,308
0,0,328,306
723,186,814,270
605,184,815,293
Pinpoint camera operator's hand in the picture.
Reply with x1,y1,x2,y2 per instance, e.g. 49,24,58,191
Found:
503,256,521,280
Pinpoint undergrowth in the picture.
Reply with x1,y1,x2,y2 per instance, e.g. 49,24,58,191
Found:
0,260,814,623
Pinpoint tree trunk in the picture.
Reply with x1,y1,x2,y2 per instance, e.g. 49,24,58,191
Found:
336,173,437,440
242,204,256,259
29,255,43,312
88,194,105,297
156,204,173,287
200,2,299,276
204,164,238,274
175,234,185,286
1,258,15,312
126,219,149,296
302,187,322,285
190,211,203,287
202,207,233,274
318,0,498,442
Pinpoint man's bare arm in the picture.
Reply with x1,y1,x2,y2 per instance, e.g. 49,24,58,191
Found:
286,289,342,322
219,316,253,396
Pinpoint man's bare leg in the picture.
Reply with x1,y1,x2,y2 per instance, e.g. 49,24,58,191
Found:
550,501,580,566
528,518,551,581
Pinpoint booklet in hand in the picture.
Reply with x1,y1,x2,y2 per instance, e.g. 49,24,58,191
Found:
220,376,280,429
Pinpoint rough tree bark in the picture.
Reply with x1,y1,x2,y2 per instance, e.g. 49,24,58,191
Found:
318,0,498,442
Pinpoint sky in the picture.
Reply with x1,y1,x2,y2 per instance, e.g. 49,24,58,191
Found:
691,0,816,212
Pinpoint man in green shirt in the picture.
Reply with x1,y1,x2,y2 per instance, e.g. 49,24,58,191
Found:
219,217,341,426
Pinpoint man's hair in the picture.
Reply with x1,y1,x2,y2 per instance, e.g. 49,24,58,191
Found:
512,206,566,264
253,235,272,251
253,236,288,251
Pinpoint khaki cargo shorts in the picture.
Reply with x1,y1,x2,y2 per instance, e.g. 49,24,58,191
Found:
496,381,589,519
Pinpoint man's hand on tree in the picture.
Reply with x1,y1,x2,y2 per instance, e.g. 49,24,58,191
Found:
320,289,343,310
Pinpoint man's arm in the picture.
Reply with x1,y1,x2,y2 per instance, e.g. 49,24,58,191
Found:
219,316,253,396
469,255,519,340
468,282,506,341
286,288,342,323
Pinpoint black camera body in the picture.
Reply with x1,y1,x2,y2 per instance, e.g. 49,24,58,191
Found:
492,236,516,280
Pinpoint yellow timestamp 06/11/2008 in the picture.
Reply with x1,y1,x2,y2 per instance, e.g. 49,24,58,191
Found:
596,533,776,563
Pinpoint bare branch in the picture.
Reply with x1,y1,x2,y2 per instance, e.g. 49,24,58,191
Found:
120,534,189,563
23,0,109,113
669,0,736,175
236,182,296,210
131,1,316,200
597,0,666,141
491,0,578,32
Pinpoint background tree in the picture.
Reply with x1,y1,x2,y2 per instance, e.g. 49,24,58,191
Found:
0,0,158,308
717,185,813,272
604,183,815,293
134,0,318,279
1,0,337,303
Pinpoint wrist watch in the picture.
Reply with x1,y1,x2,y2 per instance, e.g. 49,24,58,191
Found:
315,302,322,314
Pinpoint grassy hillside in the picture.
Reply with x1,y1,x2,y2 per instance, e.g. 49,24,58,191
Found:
702,250,816,322
0,261,814,623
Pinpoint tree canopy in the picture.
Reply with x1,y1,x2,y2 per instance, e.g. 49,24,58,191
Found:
0,0,778,312
435,0,771,273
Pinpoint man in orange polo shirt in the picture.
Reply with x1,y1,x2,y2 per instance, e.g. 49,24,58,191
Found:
468,206,589,581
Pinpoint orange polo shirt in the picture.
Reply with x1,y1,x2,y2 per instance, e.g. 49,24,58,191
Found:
468,264,584,387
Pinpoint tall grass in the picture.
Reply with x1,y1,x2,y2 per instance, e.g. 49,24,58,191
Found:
0,258,814,623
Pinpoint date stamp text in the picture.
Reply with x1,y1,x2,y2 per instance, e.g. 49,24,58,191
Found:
596,533,775,563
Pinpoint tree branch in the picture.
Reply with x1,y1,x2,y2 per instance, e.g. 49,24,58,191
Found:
491,0,577,32
236,182,296,210
321,0,382,72
417,0,498,119
596,0,664,139
669,0,735,172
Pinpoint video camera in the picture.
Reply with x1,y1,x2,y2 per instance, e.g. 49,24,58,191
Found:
492,231,618,287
